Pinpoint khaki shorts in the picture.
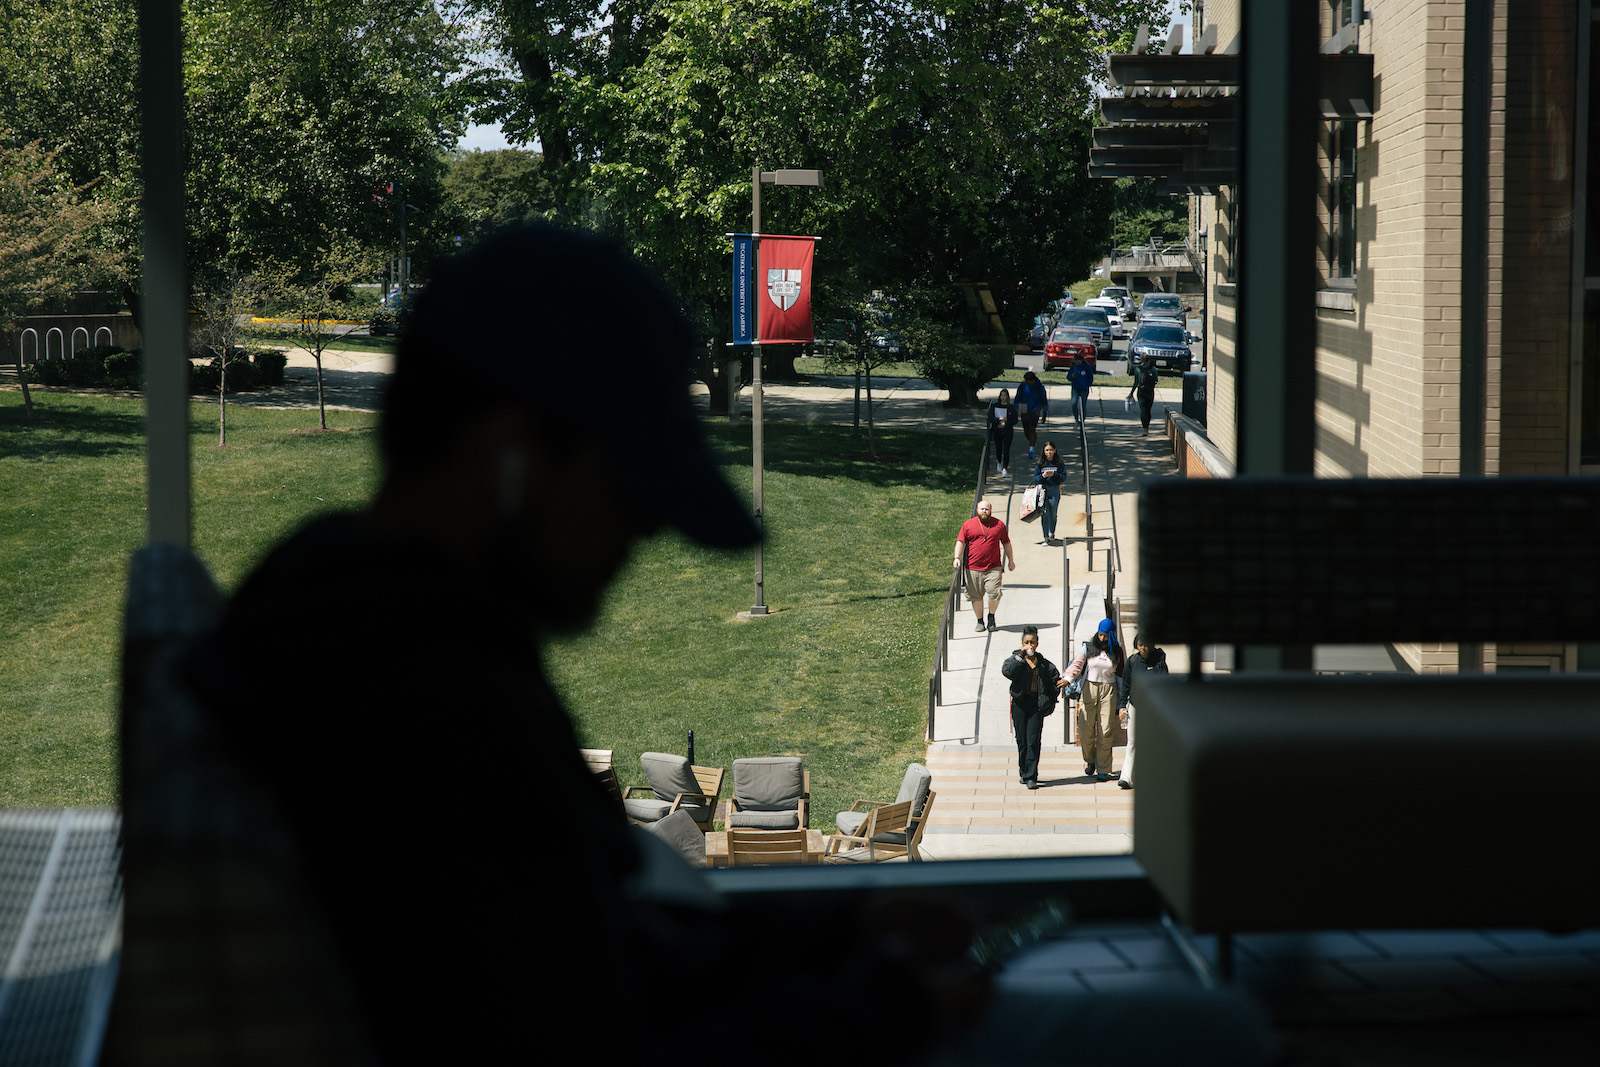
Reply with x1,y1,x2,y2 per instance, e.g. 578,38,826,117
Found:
964,567,1003,603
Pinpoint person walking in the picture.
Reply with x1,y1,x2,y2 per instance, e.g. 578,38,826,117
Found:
1116,633,1168,790
1064,618,1125,781
1014,371,1050,460
1002,625,1068,789
1032,440,1065,545
954,499,1015,632
1127,354,1159,436
988,388,1017,475
1065,353,1094,424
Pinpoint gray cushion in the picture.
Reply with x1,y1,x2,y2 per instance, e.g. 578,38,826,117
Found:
732,757,803,812
623,797,673,823
728,810,800,830
639,752,712,824
835,810,868,837
896,763,933,818
643,809,707,867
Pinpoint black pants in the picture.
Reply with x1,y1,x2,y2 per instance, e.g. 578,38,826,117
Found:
1138,394,1154,430
993,424,1014,468
1011,699,1045,783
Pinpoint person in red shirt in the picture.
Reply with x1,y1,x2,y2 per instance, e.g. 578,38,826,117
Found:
953,499,1015,632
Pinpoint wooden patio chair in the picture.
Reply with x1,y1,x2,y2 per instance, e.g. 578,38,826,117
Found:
580,748,623,809
825,790,938,863
724,827,810,867
622,752,724,831
726,757,810,830
825,763,934,862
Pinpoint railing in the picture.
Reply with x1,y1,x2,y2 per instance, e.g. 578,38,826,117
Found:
927,434,992,740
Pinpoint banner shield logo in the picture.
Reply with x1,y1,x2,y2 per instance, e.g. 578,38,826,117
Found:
767,268,802,311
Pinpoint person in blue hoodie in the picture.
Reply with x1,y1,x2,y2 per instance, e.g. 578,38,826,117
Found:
1065,352,1094,423
1014,371,1050,460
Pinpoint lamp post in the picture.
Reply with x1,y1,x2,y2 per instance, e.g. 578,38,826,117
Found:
749,166,822,616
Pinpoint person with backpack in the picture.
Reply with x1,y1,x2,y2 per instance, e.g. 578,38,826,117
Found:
1014,371,1050,460
1001,625,1069,789
1127,355,1159,435
1064,618,1125,781
1116,633,1169,790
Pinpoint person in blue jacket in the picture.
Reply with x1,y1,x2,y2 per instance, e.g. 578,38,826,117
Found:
1065,353,1094,423
1032,440,1065,545
1014,371,1050,460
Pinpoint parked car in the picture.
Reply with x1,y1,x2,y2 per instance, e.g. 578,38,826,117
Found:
1128,322,1194,375
1139,293,1186,321
1084,298,1128,338
1055,307,1114,356
1028,319,1050,350
1045,327,1099,371
1099,286,1135,318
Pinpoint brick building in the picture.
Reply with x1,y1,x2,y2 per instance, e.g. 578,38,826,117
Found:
1097,0,1598,672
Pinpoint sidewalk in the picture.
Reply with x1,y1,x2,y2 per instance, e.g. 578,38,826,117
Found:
916,387,1186,860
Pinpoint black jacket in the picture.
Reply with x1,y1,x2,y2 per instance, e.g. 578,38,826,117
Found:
1118,646,1169,709
1002,649,1063,716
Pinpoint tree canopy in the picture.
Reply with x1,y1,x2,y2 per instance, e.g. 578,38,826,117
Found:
450,0,1169,360
1,0,466,302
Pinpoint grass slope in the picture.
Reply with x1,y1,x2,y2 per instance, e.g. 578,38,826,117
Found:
546,422,977,831
3,393,979,827
1,392,377,805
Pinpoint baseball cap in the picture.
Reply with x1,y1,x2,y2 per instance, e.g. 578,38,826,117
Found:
384,224,760,550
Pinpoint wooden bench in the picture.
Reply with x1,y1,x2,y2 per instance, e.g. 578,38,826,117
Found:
1133,477,1600,955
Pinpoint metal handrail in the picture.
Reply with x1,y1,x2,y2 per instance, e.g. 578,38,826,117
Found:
928,434,992,740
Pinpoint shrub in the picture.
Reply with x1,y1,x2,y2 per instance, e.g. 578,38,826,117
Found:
188,359,220,394
908,327,1010,408
104,350,142,390
251,347,287,386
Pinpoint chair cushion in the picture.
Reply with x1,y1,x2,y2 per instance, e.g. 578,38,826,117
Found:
732,757,803,812
835,810,868,837
643,809,707,867
639,752,711,823
728,810,800,830
895,763,932,817
623,797,673,823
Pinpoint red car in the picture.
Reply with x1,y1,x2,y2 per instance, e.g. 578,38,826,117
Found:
1045,327,1098,372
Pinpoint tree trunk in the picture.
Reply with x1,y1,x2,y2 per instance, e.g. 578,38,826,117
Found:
219,358,227,447
314,352,327,430
865,373,877,458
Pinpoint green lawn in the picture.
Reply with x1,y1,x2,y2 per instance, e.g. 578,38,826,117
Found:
546,422,976,831
0,392,379,806
3,392,979,829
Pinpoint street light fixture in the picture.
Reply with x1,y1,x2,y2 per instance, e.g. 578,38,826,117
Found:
748,166,822,617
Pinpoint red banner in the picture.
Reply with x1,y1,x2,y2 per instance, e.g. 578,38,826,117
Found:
756,236,815,343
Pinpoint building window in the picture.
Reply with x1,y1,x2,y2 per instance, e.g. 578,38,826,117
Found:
1331,120,1357,281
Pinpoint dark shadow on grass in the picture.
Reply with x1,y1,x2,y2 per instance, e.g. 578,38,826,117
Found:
704,422,980,492
0,398,147,460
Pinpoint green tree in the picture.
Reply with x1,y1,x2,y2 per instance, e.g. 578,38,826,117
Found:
0,0,142,312
1109,176,1191,249
451,0,1166,399
184,0,467,276
264,236,375,431
192,266,265,447
441,149,557,249
0,138,124,417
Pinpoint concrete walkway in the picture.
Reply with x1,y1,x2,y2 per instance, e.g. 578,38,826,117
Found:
917,386,1187,860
